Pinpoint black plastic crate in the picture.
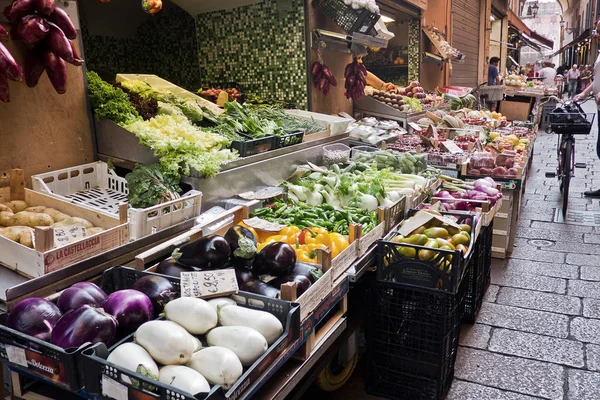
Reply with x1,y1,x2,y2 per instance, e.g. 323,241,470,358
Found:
273,130,304,149
313,0,379,36
365,276,468,400
230,133,275,157
0,314,90,392
82,266,300,400
377,211,476,294
461,223,493,323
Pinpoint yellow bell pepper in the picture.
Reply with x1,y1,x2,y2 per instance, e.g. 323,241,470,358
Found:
279,226,301,237
295,244,319,263
329,232,349,258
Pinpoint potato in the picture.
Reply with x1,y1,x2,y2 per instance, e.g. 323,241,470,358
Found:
53,217,93,229
43,208,71,223
0,226,34,248
11,211,54,227
0,211,13,226
0,204,12,213
3,201,28,213
25,206,47,213
86,227,105,236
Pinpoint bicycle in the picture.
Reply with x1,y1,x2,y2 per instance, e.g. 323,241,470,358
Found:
543,96,595,216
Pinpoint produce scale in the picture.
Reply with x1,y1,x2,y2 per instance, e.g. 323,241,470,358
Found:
0,0,562,398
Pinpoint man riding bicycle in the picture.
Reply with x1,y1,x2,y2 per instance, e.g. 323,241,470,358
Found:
573,20,600,197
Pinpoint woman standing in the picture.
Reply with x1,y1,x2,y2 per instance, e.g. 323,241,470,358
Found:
581,65,593,92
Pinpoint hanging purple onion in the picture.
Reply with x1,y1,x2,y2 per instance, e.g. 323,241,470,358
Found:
6,298,62,341
50,305,116,349
103,289,153,334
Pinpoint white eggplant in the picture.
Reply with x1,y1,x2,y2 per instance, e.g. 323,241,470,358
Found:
135,320,196,365
107,342,159,384
207,326,268,367
218,305,283,345
158,365,210,394
206,297,236,312
163,297,218,335
187,346,243,389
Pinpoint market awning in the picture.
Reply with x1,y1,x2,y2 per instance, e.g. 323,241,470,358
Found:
530,31,554,50
549,28,591,57
508,9,531,37
520,33,541,52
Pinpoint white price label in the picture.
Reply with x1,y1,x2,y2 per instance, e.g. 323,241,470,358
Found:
243,217,287,232
181,270,239,299
408,122,422,132
441,141,463,154
5,345,27,368
102,376,128,400
53,225,86,247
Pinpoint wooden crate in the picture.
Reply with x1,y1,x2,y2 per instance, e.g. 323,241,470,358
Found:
0,170,129,278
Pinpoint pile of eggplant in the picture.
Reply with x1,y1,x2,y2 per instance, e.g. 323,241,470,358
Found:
5,281,156,349
108,294,282,395
157,225,322,298
2,0,83,97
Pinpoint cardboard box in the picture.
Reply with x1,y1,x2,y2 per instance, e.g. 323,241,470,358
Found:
499,100,531,122
493,216,510,234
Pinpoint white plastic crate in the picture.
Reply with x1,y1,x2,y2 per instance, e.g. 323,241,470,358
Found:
31,162,202,241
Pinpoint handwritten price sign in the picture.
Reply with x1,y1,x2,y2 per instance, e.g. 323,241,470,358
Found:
180,270,239,299
53,225,87,247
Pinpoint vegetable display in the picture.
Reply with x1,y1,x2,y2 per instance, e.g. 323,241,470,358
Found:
0,202,103,248
344,58,367,101
432,176,502,212
125,163,182,209
2,0,83,95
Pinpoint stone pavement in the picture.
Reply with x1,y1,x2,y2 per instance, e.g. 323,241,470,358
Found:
447,100,600,400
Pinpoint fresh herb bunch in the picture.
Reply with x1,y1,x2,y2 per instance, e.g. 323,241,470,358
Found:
86,71,141,125
125,163,182,209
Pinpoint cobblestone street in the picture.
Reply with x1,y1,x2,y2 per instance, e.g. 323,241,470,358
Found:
447,101,600,400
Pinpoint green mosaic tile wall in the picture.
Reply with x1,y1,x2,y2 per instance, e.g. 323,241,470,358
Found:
81,4,200,91
408,19,420,82
196,0,308,108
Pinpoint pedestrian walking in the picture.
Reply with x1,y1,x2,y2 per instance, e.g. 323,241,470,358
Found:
566,64,580,98
538,61,556,86
581,65,593,92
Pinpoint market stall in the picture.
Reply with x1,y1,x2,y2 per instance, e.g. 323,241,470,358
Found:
0,0,548,398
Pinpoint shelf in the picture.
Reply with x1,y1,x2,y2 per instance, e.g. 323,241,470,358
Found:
311,29,389,55
363,64,409,69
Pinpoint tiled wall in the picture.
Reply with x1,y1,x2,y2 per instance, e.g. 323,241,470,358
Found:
196,0,308,108
408,19,420,82
81,3,200,91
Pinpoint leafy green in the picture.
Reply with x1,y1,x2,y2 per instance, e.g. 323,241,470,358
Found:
124,114,237,178
125,163,182,209
86,71,141,125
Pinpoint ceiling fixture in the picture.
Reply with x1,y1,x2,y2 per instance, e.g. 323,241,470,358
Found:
526,0,539,18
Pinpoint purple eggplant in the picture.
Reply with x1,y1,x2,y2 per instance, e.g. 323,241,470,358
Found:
155,258,197,277
269,275,311,297
291,262,323,283
6,298,62,341
224,225,257,261
3,0,35,23
48,7,76,39
66,40,83,66
103,289,153,334
0,25,8,38
252,242,296,276
0,42,23,81
33,0,54,15
43,49,66,94
50,305,116,349
234,265,258,287
132,275,177,314
0,73,9,102
172,235,231,270
241,279,280,298
16,15,49,44
24,46,45,87
57,282,107,313
46,25,73,62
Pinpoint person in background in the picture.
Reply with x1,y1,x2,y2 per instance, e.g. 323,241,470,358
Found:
566,64,580,97
574,20,600,197
581,65,593,91
538,61,557,86
488,57,500,86
556,64,567,77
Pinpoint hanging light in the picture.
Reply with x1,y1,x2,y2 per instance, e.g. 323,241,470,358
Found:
527,1,539,18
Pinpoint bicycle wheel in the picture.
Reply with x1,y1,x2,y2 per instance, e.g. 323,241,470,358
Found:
561,139,573,216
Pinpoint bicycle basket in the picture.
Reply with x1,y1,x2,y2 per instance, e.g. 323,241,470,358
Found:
550,106,595,135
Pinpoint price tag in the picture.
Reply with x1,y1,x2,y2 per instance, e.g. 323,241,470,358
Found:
102,376,128,400
181,270,239,299
408,122,422,132
5,345,28,368
53,225,86,247
243,217,287,232
441,141,463,154
238,187,284,200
